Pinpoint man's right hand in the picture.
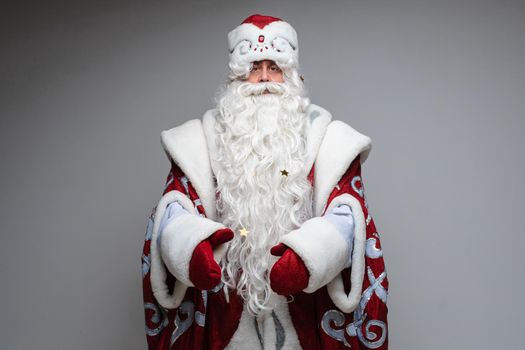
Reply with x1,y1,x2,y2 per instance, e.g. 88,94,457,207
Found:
189,228,234,290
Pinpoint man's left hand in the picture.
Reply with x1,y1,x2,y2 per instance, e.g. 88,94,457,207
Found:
269,243,309,295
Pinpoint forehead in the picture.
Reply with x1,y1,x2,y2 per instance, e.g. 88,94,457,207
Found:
252,59,278,65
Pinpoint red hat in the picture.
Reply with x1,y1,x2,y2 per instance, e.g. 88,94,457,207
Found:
227,14,299,76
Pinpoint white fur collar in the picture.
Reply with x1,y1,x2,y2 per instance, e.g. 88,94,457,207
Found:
160,119,217,220
313,120,372,216
160,103,371,219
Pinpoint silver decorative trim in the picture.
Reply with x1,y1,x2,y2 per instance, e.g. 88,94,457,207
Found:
365,238,383,259
351,176,364,198
141,254,151,278
171,301,194,346
321,310,351,347
145,215,154,241
321,266,388,348
164,176,174,191
180,176,190,195
144,302,168,336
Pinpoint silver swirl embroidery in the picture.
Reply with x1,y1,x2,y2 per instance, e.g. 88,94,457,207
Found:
195,290,208,327
322,266,388,348
361,319,387,349
362,267,388,306
180,175,203,210
141,253,151,278
365,238,383,259
179,176,190,195
351,176,364,198
210,282,224,293
144,302,168,336
321,310,351,347
163,175,174,192
171,301,195,346
145,215,154,241
170,282,224,345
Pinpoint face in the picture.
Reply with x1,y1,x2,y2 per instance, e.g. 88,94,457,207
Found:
247,60,284,87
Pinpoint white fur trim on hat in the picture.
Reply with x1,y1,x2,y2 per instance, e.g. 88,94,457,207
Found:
228,14,299,76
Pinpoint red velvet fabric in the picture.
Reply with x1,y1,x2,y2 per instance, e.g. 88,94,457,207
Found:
241,14,282,29
288,155,389,349
269,243,310,295
189,228,233,290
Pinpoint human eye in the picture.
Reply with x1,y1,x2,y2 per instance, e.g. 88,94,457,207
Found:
270,65,281,72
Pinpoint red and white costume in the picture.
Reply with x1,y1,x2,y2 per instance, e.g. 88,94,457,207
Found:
141,103,389,349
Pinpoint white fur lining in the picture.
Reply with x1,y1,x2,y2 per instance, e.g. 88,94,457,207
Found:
201,109,220,179
314,121,372,216
160,211,227,288
279,216,349,293
325,193,367,313
160,104,369,221
202,103,332,179
224,294,301,349
150,190,196,309
161,119,217,220
150,190,228,309
304,104,332,172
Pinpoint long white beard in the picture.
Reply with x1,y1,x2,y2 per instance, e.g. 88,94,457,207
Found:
213,78,313,315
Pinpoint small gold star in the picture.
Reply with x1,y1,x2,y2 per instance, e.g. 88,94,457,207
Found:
280,169,289,176
239,227,249,237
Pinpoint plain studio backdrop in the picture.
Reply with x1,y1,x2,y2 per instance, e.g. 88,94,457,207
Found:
1,0,524,349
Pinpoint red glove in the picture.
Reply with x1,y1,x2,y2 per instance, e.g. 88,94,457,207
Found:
189,228,234,290
269,243,310,295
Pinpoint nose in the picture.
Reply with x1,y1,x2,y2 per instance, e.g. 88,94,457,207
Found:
259,66,270,82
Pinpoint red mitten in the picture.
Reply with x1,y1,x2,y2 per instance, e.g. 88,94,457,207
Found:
189,228,233,290
269,243,310,295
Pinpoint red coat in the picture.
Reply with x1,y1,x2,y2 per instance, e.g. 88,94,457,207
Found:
141,106,389,349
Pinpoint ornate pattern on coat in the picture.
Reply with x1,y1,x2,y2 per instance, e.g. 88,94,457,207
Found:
288,155,389,349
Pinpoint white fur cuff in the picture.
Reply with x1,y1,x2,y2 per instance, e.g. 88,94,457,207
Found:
279,216,350,293
325,194,367,313
149,190,225,309
160,212,227,287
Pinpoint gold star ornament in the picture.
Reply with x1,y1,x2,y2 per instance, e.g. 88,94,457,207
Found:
280,169,289,177
239,227,249,237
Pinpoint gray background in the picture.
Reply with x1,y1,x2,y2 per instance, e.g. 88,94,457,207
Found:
1,0,524,349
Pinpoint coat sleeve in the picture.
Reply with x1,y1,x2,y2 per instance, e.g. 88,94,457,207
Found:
146,160,228,309
322,153,386,311
279,205,352,294
280,155,387,312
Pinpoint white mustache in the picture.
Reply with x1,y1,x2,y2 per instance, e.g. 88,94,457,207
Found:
237,81,288,97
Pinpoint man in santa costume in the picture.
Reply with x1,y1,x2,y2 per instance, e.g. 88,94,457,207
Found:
141,14,389,350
